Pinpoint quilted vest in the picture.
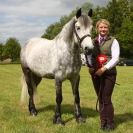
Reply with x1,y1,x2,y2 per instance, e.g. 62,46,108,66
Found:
100,36,115,63
92,36,117,75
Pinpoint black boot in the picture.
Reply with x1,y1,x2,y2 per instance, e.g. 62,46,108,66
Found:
100,121,107,130
106,123,115,131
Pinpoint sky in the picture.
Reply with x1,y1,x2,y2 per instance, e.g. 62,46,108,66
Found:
0,0,109,45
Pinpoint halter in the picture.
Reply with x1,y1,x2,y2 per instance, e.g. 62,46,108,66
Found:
73,24,91,47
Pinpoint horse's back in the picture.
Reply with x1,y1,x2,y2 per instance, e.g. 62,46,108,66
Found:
22,37,53,57
21,38,56,76
26,37,52,48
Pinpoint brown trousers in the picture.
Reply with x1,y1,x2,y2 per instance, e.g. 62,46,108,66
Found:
91,73,116,125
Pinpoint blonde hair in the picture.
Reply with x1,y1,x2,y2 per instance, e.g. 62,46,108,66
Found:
96,19,110,29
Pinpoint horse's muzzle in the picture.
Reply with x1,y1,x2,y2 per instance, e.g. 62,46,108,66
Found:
84,47,93,55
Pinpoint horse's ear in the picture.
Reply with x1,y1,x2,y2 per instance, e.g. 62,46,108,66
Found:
88,9,93,17
76,8,82,19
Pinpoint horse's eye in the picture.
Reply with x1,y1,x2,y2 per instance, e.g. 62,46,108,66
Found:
77,26,80,30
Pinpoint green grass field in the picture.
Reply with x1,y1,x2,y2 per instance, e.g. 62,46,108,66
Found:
0,64,133,133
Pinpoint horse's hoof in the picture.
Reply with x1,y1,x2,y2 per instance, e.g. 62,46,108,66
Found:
30,109,38,116
53,117,65,125
76,116,86,123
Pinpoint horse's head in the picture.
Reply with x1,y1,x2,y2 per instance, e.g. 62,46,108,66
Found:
74,8,94,54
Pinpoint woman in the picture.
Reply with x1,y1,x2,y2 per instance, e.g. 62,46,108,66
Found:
86,19,120,130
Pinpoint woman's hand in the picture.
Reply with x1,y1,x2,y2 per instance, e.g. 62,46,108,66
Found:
95,66,107,76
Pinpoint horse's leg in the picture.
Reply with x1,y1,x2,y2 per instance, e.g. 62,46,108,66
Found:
53,78,64,125
70,75,85,123
32,73,42,87
22,66,41,116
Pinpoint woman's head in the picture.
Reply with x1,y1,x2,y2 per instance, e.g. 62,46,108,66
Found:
96,19,110,37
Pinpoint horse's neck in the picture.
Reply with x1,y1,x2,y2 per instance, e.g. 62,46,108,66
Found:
53,17,79,58
55,17,75,44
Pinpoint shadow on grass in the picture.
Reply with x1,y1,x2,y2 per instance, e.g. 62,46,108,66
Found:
115,113,133,127
38,104,98,123
38,105,133,125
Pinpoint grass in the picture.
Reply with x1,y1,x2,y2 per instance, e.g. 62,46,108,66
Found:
0,64,133,133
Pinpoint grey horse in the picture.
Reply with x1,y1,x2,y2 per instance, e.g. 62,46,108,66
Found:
20,8,93,125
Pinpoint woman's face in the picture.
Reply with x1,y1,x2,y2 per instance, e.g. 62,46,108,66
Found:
97,22,109,37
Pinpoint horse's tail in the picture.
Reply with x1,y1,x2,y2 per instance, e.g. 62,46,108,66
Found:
20,72,37,105
20,73,29,104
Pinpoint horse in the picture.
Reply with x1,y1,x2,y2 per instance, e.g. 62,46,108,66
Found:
20,8,94,125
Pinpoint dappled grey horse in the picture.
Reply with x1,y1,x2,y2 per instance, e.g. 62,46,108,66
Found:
20,8,93,125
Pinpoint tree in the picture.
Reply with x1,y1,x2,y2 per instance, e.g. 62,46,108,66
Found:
41,14,75,39
117,17,133,58
3,38,21,61
98,0,132,58
0,43,4,61
41,2,93,39
41,1,133,58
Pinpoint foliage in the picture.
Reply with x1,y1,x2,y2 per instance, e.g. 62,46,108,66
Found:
3,38,21,62
1,0,133,60
0,43,4,61
116,18,133,58
41,3,93,39
41,0,133,59
0,64,133,133
41,15,73,39
96,0,133,58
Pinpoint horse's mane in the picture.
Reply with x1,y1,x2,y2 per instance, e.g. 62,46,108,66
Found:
54,15,92,43
54,17,76,42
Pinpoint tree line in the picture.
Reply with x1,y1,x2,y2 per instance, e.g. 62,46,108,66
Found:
0,38,21,62
0,0,132,63
42,0,133,59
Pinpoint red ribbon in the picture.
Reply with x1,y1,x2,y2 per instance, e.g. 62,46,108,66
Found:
97,54,107,67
